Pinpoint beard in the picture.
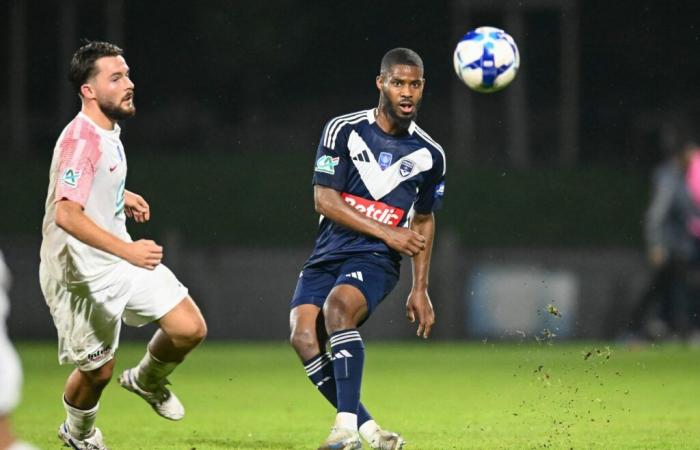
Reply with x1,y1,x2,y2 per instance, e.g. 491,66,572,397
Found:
379,92,421,131
97,96,136,122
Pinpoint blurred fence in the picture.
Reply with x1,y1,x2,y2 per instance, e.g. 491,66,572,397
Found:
2,234,647,341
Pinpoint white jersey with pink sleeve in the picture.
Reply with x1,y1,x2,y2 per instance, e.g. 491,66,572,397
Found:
0,250,23,416
40,112,132,286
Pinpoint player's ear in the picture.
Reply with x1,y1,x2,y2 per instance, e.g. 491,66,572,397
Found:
80,83,95,100
375,75,383,91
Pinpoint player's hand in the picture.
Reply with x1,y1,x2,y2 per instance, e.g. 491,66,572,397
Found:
123,239,162,270
384,227,426,257
124,190,150,223
406,289,435,339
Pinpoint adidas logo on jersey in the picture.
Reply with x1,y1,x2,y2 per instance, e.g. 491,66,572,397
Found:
352,149,371,163
345,271,364,281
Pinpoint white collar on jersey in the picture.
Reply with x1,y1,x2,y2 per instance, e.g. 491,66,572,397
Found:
77,111,122,138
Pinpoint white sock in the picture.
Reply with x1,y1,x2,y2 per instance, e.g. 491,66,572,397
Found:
335,412,358,431
359,419,380,441
63,396,98,440
135,351,178,391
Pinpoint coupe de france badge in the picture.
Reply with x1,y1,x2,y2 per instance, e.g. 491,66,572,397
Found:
315,155,340,175
399,160,415,177
61,168,81,187
378,152,393,171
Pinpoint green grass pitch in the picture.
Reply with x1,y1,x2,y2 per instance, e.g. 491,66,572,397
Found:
12,341,700,449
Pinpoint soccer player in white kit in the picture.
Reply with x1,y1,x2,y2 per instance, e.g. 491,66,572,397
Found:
0,251,38,450
40,41,207,449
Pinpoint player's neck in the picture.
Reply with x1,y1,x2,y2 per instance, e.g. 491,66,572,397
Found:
374,107,409,136
81,103,116,131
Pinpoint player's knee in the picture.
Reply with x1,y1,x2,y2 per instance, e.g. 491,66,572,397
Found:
182,317,207,348
289,327,317,353
83,362,114,389
323,298,353,332
195,315,208,341
195,321,208,345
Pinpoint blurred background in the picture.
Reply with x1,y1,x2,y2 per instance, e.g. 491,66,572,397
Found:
4,0,700,342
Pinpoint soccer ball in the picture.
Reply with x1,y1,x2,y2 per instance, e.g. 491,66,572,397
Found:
453,26,520,93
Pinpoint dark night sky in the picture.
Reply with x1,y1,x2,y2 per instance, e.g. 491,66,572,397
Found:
4,0,700,166
5,0,700,247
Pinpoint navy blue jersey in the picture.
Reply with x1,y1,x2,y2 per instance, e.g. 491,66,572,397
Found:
305,108,446,267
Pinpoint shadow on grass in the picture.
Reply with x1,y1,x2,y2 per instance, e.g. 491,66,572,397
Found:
184,437,297,450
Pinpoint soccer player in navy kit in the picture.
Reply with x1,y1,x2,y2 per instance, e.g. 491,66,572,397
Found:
289,48,445,450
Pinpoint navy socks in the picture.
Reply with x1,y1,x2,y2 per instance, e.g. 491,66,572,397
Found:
304,330,371,424
329,329,365,415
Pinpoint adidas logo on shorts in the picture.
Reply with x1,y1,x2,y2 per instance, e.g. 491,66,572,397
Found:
345,271,363,281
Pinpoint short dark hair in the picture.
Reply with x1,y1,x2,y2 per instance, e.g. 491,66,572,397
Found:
68,40,123,95
380,48,424,76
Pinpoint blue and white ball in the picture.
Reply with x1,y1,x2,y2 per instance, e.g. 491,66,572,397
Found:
453,26,520,93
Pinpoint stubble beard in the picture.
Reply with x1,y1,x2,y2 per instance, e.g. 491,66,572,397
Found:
379,92,420,131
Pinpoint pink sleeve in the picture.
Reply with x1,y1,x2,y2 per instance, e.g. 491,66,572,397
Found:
687,151,700,206
54,119,102,207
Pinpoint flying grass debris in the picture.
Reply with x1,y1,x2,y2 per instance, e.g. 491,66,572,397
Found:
582,346,613,361
536,328,557,343
546,304,562,318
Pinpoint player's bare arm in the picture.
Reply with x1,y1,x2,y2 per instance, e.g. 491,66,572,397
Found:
124,189,150,223
405,212,436,339
55,200,162,270
314,185,426,256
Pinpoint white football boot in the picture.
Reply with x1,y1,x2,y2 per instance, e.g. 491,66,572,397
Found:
318,427,363,450
118,368,184,420
365,429,405,450
58,422,108,450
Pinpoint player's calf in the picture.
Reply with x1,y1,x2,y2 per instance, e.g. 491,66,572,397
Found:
60,360,114,447
64,361,115,407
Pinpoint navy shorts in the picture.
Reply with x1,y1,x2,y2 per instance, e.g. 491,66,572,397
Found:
290,254,400,318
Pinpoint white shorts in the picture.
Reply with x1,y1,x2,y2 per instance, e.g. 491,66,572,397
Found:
0,323,22,415
40,261,188,371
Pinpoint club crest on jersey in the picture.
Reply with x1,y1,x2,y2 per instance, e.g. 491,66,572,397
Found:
378,152,393,171
315,155,340,175
61,168,81,187
399,160,415,177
